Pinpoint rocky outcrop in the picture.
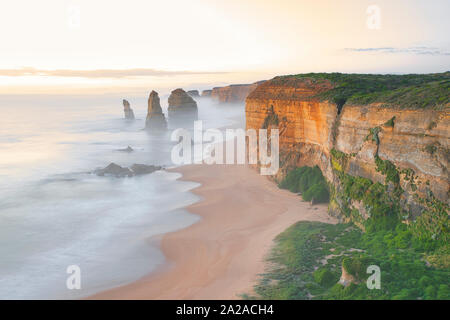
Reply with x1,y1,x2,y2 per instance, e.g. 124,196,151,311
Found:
187,90,200,98
117,146,133,152
123,99,135,120
129,164,162,175
246,74,449,234
94,163,162,177
211,81,265,104
338,264,358,287
145,91,167,130
94,163,133,177
201,89,212,97
168,88,198,123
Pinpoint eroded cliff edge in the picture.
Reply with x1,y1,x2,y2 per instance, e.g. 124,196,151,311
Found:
211,81,265,103
246,73,449,241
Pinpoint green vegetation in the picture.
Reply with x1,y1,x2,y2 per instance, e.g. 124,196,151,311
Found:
273,72,450,109
364,127,382,146
374,156,400,186
424,143,438,155
247,221,450,300
279,166,329,203
384,116,396,128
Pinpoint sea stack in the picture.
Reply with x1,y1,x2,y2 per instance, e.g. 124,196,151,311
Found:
168,88,198,123
187,90,200,98
123,99,135,120
145,91,167,130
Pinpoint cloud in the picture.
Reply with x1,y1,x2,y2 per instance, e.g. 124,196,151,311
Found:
344,46,450,56
0,67,228,78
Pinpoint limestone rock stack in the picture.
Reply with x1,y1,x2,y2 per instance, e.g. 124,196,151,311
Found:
167,88,198,123
123,99,135,120
187,90,200,98
145,91,167,130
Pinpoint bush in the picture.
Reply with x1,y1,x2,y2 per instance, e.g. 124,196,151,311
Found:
342,256,371,280
314,268,336,288
248,221,450,300
279,166,330,203
437,284,449,300
303,182,330,203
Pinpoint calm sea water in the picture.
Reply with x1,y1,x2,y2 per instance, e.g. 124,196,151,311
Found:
0,94,244,299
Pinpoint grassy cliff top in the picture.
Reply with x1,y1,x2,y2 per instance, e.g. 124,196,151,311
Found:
275,72,450,109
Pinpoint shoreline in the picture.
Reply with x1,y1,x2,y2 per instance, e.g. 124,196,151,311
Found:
91,163,337,299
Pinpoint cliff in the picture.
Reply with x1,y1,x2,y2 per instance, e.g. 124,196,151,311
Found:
211,81,264,103
246,73,449,240
122,99,135,120
145,91,167,130
201,89,212,97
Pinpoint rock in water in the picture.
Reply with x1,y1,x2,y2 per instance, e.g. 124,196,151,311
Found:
187,90,200,97
168,88,198,123
94,163,133,177
94,163,162,177
130,164,162,175
123,99,135,120
117,146,133,152
145,91,168,130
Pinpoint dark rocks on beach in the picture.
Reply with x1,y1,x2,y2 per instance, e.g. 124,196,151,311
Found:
94,163,162,177
123,99,135,120
145,91,168,130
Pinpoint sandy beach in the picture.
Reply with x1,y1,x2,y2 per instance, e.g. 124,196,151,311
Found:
91,163,337,299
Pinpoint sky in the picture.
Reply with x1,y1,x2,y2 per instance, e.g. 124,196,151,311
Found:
0,0,449,95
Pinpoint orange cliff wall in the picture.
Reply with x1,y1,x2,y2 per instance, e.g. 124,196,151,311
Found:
246,78,450,218
211,82,264,103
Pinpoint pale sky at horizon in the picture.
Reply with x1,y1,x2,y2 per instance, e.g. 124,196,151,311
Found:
0,0,449,94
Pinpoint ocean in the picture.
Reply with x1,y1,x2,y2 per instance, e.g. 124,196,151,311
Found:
0,93,244,299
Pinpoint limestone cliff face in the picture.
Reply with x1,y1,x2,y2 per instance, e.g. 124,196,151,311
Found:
246,76,449,226
168,88,198,123
211,81,264,103
246,78,337,182
335,105,449,206
145,91,167,130
201,89,212,97
123,99,135,120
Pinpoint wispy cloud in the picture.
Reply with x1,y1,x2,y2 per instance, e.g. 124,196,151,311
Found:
344,46,450,56
0,67,228,78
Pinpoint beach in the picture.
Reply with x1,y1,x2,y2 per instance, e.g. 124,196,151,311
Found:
92,163,337,299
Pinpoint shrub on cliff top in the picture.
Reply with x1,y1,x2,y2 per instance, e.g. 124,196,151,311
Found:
277,72,450,109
